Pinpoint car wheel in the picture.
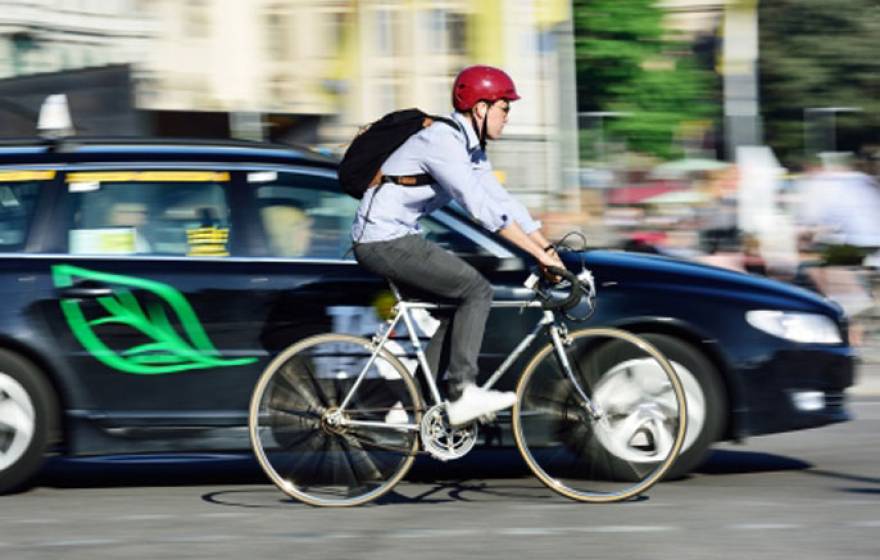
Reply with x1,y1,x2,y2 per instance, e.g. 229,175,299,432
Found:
587,333,726,479
0,350,58,494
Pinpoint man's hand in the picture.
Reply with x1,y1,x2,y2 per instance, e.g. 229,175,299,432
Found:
538,248,564,283
497,222,564,282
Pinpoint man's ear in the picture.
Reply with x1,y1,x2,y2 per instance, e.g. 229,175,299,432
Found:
471,101,488,120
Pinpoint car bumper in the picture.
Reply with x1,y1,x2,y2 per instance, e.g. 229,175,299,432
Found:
736,346,855,437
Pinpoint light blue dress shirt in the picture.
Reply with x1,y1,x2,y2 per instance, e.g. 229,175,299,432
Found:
351,111,541,243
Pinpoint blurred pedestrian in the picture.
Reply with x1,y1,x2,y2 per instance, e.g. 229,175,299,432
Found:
795,153,880,324
797,152,880,260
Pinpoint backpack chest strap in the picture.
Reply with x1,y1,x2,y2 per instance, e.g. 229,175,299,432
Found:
382,173,435,186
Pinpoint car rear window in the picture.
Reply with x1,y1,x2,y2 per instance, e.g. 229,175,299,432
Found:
0,170,51,252
64,170,232,257
250,171,359,259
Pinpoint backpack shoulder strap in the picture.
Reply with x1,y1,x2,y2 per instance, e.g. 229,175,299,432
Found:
430,115,464,136
380,115,465,189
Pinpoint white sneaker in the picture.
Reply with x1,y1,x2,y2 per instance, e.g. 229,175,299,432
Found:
384,401,409,425
446,384,516,426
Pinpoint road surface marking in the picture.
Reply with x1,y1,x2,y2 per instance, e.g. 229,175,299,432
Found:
387,529,479,538
40,539,118,547
576,525,676,533
729,523,802,530
116,514,174,521
849,520,880,527
498,528,561,536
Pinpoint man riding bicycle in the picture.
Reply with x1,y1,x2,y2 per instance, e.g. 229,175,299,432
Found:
351,65,564,426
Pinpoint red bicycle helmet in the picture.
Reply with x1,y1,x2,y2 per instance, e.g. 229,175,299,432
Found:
452,65,520,111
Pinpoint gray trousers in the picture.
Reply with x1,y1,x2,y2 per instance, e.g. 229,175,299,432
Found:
353,234,492,398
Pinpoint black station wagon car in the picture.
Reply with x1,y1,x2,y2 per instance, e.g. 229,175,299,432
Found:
0,137,855,492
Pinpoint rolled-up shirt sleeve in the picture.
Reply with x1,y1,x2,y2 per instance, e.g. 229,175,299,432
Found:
475,165,542,234
419,127,511,232
420,126,542,233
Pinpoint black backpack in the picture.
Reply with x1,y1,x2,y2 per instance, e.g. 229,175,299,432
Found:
338,108,459,199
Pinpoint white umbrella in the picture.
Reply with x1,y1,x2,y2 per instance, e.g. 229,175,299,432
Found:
640,190,712,205
649,158,729,179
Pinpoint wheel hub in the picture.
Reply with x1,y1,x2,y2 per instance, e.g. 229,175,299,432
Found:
320,407,348,435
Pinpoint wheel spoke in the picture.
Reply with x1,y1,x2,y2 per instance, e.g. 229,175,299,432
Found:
302,359,335,408
339,433,384,484
514,328,687,502
0,398,33,439
274,363,325,413
250,335,420,506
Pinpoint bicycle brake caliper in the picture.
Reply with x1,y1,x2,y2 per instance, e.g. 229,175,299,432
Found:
559,324,573,346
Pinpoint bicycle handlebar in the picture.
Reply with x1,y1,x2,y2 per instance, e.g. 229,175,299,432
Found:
526,265,596,319
539,266,584,311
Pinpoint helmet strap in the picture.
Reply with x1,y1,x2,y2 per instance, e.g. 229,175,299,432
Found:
470,101,489,151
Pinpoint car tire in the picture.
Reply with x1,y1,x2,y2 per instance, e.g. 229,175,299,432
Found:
588,333,726,479
0,350,58,494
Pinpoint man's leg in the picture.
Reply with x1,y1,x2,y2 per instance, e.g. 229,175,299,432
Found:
354,235,491,389
354,235,512,424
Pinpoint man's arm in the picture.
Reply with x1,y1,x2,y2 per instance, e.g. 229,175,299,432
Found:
497,221,563,270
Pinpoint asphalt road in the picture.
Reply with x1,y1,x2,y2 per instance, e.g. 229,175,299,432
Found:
2,397,879,560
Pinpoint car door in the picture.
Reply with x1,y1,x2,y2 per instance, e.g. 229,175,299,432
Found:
239,169,536,392
34,167,269,433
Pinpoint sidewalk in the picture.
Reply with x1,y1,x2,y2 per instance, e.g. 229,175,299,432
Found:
847,348,880,397
853,337,880,396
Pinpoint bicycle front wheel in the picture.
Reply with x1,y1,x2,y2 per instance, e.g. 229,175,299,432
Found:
513,327,687,503
249,333,422,507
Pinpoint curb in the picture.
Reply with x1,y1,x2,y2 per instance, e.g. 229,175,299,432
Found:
852,359,880,397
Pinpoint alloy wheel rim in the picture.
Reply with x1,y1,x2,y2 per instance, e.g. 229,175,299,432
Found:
592,358,705,463
0,372,36,470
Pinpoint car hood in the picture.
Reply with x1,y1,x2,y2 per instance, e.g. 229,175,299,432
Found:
577,250,842,318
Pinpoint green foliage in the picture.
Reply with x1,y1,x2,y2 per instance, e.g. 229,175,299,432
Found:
759,0,880,166
574,0,715,161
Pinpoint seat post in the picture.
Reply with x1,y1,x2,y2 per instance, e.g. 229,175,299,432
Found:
387,280,404,303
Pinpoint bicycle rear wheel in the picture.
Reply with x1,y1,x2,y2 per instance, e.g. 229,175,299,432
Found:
249,333,422,507
513,327,686,503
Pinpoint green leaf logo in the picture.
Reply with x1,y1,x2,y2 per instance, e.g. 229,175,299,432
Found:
52,264,258,375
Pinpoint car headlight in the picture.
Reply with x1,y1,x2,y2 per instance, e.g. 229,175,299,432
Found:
746,310,842,344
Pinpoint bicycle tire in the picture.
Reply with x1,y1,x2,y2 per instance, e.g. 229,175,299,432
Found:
249,333,423,507
512,327,687,503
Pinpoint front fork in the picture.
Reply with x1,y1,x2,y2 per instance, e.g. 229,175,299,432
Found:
548,319,604,421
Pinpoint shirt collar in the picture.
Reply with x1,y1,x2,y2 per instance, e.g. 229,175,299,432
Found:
450,111,479,151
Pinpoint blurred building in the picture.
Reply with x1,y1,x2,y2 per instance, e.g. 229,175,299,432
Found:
0,1,152,135
0,0,151,78
139,0,579,210
0,0,579,211
657,0,726,39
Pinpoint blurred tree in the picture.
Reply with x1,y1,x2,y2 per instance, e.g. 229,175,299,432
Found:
573,0,715,161
759,0,880,167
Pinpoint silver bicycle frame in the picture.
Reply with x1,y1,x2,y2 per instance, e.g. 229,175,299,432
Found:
336,282,588,431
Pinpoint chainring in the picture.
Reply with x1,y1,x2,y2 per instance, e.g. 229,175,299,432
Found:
419,403,478,461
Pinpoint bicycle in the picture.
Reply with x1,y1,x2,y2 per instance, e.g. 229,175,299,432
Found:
248,251,687,507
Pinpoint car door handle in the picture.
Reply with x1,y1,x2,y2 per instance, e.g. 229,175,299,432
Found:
57,285,114,298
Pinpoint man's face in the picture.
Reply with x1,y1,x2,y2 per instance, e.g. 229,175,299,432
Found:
477,99,510,140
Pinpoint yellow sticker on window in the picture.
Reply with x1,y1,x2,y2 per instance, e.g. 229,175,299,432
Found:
66,171,230,183
186,226,230,257
0,170,56,182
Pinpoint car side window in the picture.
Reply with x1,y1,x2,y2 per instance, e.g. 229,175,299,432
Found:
421,215,487,255
0,171,49,253
63,170,232,257
251,171,359,259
